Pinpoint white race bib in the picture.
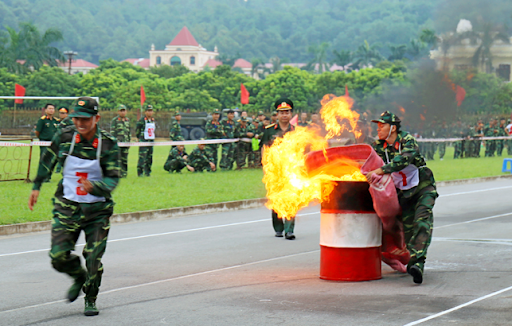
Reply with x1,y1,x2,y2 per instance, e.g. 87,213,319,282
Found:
391,164,419,190
144,122,155,140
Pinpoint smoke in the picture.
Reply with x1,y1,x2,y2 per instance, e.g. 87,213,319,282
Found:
362,59,458,132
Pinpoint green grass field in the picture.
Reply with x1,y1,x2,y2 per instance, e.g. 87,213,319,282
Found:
0,142,510,225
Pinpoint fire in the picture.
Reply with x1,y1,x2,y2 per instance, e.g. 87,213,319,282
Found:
262,94,367,219
320,94,360,139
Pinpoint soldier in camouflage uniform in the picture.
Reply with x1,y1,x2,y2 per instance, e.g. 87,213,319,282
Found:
56,107,72,173
189,141,216,172
453,120,465,159
164,144,194,173
437,121,448,160
367,111,438,284
28,97,120,316
110,105,131,177
234,116,255,169
298,112,309,127
249,119,262,168
169,111,184,142
496,118,507,156
506,119,512,155
484,118,498,157
135,105,156,176
35,103,59,182
261,98,297,240
220,109,236,170
205,109,223,166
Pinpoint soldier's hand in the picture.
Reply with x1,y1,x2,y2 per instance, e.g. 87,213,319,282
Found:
186,165,195,172
210,162,216,171
247,132,254,137
28,190,40,211
80,177,94,193
183,155,188,160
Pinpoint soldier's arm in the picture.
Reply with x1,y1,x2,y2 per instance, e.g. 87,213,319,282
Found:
135,120,143,139
381,136,417,173
89,141,121,197
32,131,62,190
110,119,118,137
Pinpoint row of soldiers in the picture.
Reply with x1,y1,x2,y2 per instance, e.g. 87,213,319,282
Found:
417,117,512,160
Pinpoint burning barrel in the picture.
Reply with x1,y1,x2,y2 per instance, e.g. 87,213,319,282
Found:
306,145,382,281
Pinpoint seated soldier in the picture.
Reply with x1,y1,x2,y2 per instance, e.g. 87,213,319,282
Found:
189,141,216,172
164,144,194,173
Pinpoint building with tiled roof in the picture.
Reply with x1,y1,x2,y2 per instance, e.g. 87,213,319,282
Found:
149,26,219,73
122,58,151,69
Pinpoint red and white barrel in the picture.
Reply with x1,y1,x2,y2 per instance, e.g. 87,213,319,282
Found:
319,181,382,281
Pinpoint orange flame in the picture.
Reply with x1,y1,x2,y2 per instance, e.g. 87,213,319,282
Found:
320,94,360,139
262,95,367,219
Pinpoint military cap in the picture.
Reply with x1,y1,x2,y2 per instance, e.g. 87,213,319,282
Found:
258,111,265,116
59,107,69,113
274,98,294,111
117,104,127,111
264,117,271,121
174,111,181,116
145,104,153,111
271,111,277,116
371,111,401,125
213,109,221,114
70,97,99,118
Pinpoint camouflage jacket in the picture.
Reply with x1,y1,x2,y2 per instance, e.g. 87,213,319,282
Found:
205,120,223,139
59,117,74,130
110,115,131,142
298,121,309,127
372,131,427,174
221,119,236,138
234,123,254,139
169,120,184,141
189,147,213,166
261,123,295,147
135,117,156,141
32,126,121,200
167,147,188,164
484,124,499,137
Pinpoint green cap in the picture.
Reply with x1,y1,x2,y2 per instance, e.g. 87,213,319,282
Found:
258,111,265,116
174,111,181,116
371,111,401,125
117,104,127,111
213,109,221,114
145,105,153,111
271,111,277,116
70,97,99,118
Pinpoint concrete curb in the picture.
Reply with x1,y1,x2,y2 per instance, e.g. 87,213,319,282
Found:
1,174,510,237
0,198,267,237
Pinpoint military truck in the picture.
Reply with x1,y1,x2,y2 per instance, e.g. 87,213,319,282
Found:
177,109,243,140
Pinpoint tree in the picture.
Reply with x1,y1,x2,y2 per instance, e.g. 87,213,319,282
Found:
472,23,510,73
406,39,427,60
149,64,191,79
304,42,331,73
269,56,282,74
331,49,353,70
215,53,240,67
0,22,64,74
387,44,407,61
353,41,384,69
419,28,440,50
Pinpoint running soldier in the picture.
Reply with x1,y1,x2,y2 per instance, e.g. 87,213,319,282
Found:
28,97,121,316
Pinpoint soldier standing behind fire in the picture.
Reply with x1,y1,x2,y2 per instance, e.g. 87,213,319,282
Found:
261,98,296,240
365,111,438,284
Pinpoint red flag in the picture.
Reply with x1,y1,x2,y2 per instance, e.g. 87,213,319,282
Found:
240,83,250,105
15,84,26,104
345,84,349,97
290,114,298,126
140,85,146,107
455,85,466,106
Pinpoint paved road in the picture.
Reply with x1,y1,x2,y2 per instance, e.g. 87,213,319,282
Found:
1,179,512,325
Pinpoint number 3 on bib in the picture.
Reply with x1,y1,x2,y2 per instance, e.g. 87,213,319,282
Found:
398,171,407,187
76,172,89,195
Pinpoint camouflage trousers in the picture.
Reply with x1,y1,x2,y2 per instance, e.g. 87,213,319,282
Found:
164,158,186,172
137,143,153,176
249,148,262,168
220,143,235,170
272,210,295,234
474,140,482,157
453,141,463,158
119,147,129,177
398,188,436,273
496,140,504,156
206,144,219,167
485,140,496,157
49,196,113,301
426,142,437,160
236,142,251,168
190,160,214,172
508,139,512,155
438,142,446,159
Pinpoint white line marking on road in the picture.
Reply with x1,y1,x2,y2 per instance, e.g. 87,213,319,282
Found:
434,212,512,230
0,212,321,257
433,237,512,245
440,185,512,197
0,250,319,315
403,284,512,326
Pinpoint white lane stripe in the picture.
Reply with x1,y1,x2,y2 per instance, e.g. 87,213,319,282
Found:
433,237,512,246
440,186,512,197
403,285,512,326
0,212,321,257
434,212,512,230
0,250,319,315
